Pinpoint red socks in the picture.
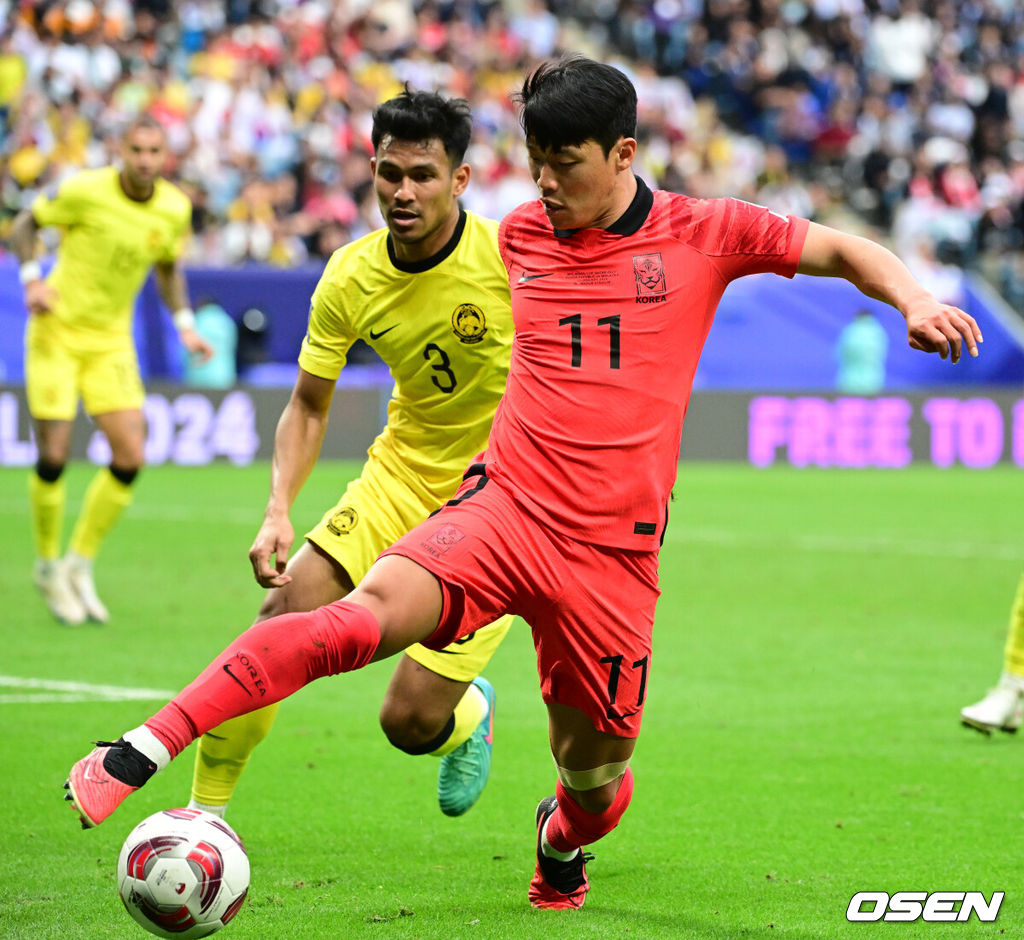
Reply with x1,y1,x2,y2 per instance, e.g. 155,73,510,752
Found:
146,601,380,758
544,768,635,853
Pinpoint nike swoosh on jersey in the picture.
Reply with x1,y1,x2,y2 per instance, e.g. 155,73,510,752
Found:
516,272,553,285
369,325,398,340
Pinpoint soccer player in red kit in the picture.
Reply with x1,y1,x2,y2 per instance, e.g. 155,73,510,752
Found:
66,57,982,911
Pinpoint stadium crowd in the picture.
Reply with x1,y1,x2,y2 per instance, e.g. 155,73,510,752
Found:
2,0,1024,301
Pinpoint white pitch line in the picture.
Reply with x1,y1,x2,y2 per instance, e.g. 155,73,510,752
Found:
0,675,177,705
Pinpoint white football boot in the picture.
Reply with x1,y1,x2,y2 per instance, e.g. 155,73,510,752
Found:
960,673,1024,735
33,558,87,626
64,554,110,623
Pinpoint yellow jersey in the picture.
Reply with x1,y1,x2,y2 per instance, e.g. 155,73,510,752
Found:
299,209,512,501
31,166,191,341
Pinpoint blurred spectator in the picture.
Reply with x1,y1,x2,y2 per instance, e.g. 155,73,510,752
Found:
836,309,889,395
866,0,936,91
183,300,238,388
755,145,815,219
0,0,1023,310
905,236,968,307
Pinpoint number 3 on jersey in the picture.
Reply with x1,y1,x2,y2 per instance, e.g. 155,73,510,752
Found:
424,343,457,393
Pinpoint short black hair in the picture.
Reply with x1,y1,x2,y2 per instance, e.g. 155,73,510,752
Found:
371,88,473,168
514,56,637,157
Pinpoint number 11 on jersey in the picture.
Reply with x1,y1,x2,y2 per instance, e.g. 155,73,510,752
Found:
558,314,621,369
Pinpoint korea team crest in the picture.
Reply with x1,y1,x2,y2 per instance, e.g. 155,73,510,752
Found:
424,523,466,556
633,252,667,300
451,304,487,344
326,506,358,535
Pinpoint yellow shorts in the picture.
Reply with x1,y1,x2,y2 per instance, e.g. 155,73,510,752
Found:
307,459,512,683
25,315,144,420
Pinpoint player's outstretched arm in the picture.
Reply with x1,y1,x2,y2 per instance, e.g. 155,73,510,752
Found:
154,258,214,362
796,221,982,364
249,368,336,589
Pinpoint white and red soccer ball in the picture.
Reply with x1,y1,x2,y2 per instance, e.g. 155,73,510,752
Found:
116,808,249,939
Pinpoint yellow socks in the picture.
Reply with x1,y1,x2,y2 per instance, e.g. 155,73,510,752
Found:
1002,572,1024,678
191,704,281,808
68,467,133,559
29,472,65,560
430,683,488,758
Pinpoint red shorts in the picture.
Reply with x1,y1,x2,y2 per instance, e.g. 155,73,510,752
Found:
380,467,661,737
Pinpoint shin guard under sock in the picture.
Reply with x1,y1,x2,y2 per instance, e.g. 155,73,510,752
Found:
146,601,380,758
545,768,635,853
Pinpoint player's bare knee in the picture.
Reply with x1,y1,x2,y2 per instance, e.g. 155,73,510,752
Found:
379,694,452,751
33,421,72,465
378,694,432,747
378,698,413,748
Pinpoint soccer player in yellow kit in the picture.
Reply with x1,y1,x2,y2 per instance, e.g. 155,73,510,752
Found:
12,114,212,626
961,572,1024,733
187,89,513,819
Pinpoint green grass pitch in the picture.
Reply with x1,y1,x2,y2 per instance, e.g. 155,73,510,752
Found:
1,461,1022,939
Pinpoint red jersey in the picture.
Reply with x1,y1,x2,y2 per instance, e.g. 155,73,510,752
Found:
487,178,809,550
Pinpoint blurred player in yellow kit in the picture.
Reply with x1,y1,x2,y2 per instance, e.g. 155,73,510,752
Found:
188,89,513,818
11,114,212,626
961,572,1024,734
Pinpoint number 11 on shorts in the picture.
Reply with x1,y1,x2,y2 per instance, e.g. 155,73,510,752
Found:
600,653,648,720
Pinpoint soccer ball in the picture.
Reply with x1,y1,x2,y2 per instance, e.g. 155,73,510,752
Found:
116,808,250,939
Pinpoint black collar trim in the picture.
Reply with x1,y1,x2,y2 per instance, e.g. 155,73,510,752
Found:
553,176,653,238
388,207,466,273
